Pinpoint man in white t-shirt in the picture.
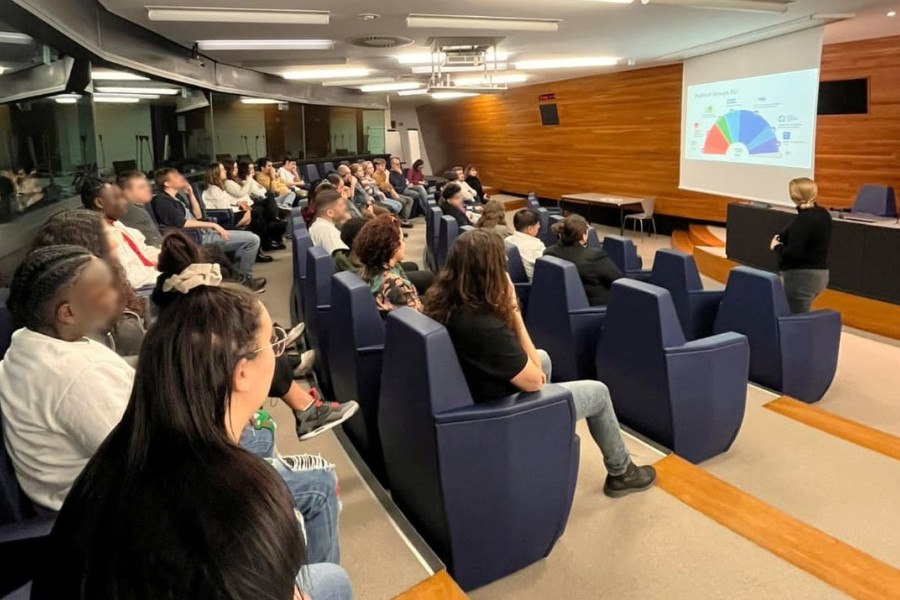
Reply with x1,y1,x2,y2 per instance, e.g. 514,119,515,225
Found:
308,188,350,255
277,156,305,190
506,209,547,282
0,246,133,510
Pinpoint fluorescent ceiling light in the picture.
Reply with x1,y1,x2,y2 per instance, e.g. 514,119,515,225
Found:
360,82,422,93
95,93,161,100
641,0,788,13
411,64,507,74
514,56,619,69
146,7,329,25
0,32,32,45
657,13,853,60
96,86,180,95
396,49,509,64
322,77,395,87
584,0,634,3
431,91,479,100
454,72,528,86
406,14,560,32
91,68,150,81
197,39,334,51
240,97,284,104
397,89,430,96
54,94,82,104
94,97,141,104
282,67,371,80
0,67,5,76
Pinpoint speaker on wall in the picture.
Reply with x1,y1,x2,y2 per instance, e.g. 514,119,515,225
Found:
539,103,559,126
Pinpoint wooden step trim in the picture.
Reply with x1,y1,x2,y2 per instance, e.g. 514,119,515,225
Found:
656,454,900,600
392,570,468,599
671,230,695,255
689,224,726,248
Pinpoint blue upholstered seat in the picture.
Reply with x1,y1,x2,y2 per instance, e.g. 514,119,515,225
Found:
379,308,579,591
321,161,335,175
536,207,557,247
713,266,841,403
526,257,606,382
290,229,313,327
602,235,651,281
527,192,561,215
437,215,460,270
597,279,750,463
328,272,388,482
505,244,531,313
303,247,336,399
426,206,443,271
304,163,320,184
851,185,898,217
648,249,724,340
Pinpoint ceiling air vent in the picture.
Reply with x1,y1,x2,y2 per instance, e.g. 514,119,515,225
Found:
347,36,414,49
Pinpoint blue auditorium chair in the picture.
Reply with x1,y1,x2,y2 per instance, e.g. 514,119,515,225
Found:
0,289,12,360
437,215,460,270
713,266,841,403
536,207,557,247
527,191,561,215
290,229,313,327
505,244,531,313
603,235,651,281
526,257,606,381
303,247,335,399
426,206,443,271
321,161,335,175
851,185,898,217
379,308,579,591
648,249,724,340
328,272,388,483
597,279,750,463
304,163,320,184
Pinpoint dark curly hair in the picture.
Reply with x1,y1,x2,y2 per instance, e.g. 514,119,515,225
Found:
34,209,145,319
352,214,402,283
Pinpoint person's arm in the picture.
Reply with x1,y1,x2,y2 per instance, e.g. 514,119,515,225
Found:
773,217,811,261
586,251,624,288
182,185,203,219
183,219,230,239
506,275,545,388
57,360,133,454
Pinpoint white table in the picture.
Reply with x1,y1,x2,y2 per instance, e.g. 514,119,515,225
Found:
560,193,650,236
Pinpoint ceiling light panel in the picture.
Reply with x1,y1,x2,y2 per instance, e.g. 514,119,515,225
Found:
321,77,395,87
0,32,32,45
282,67,371,80
397,89,430,96
640,0,789,13
360,82,422,92
96,86,180,95
146,7,329,25
411,64,508,74
431,91,479,100
406,14,560,32
240,97,283,104
514,56,619,69
454,72,528,86
197,39,334,51
91,68,150,81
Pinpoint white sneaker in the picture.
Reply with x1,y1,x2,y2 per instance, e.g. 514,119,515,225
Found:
284,323,306,347
293,349,316,377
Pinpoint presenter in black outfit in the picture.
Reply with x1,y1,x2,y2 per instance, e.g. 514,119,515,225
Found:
770,177,832,314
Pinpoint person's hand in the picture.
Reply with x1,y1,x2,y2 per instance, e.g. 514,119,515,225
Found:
770,235,781,251
237,211,251,227
365,204,375,216
213,223,230,240
237,201,251,211
541,372,548,385
485,194,491,201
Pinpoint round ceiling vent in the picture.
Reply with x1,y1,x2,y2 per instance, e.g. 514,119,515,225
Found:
347,36,414,49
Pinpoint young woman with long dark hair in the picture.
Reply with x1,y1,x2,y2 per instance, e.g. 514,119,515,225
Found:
544,214,623,307
424,230,656,498
31,235,354,599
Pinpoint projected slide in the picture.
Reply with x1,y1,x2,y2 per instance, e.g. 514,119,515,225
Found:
684,69,819,169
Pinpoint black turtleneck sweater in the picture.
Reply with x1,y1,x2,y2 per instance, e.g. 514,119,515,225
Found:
775,205,832,270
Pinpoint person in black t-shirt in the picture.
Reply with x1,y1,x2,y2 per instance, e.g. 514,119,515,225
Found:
770,178,832,313
544,214,623,306
439,182,472,228
424,229,656,498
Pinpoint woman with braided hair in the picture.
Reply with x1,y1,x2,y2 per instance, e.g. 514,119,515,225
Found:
0,245,132,511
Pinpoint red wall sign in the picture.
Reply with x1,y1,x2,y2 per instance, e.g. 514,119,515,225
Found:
538,93,556,102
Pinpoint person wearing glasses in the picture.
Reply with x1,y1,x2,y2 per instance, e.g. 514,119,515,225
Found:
31,236,354,599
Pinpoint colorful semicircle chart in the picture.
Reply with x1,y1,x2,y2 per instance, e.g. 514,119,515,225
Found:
702,109,780,156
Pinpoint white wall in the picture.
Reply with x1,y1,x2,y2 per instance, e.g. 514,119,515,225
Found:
94,102,153,173
212,103,267,159
388,99,433,174
329,108,358,155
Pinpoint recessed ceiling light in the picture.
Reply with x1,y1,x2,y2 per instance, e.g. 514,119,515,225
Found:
0,66,6,76
454,72,528,86
240,97,283,104
0,32,32,45
91,68,150,81
514,56,619,69
54,94,82,104
357,13,380,21
397,89,430,96
146,7,329,24
282,67,371,80
321,77,395,87
396,49,509,64
94,96,141,103
888,10,897,17
583,0,634,3
360,82,422,93
411,64,508,74
94,93,161,100
406,14,560,32
197,39,334,51
96,86,180,95
431,91,479,100
640,0,789,13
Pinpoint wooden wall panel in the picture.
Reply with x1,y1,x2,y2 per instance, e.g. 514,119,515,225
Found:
418,35,900,223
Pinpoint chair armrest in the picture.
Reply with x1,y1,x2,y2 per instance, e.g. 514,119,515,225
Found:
667,331,748,356
778,309,842,402
206,209,235,228
358,344,384,356
435,384,573,425
570,307,607,318
687,290,725,339
0,513,55,544
627,269,653,282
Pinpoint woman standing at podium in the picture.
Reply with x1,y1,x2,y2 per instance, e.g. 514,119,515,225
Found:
770,178,832,313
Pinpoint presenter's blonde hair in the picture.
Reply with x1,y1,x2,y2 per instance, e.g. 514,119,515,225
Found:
788,178,818,207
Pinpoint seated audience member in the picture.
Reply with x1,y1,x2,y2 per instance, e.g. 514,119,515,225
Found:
424,230,656,497
278,155,306,191
545,214,623,307
308,187,350,255
389,156,429,216
339,164,388,218
475,199,512,238
464,164,490,203
439,182,473,228
506,208,546,281
256,157,298,208
225,159,287,251
372,158,414,222
30,243,354,599
353,215,423,315
361,161,405,220
151,167,265,291
325,172,364,220
453,166,480,204
116,171,162,247
406,159,427,187
81,177,160,289
201,162,273,263
0,245,133,511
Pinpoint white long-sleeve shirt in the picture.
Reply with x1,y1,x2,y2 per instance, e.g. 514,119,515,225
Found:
111,220,160,288
0,329,134,510
202,184,251,212
225,178,266,201
507,231,547,282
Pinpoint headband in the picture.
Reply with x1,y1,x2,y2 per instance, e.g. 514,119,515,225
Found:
162,263,222,294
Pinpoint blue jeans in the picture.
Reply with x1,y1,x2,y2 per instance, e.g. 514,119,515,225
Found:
377,198,403,214
538,350,631,476
202,228,260,277
275,192,297,209
403,185,429,216
239,426,342,565
299,563,354,600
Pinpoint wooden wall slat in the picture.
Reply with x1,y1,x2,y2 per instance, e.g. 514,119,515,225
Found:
418,35,900,223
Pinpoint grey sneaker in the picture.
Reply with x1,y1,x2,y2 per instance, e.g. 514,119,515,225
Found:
603,462,657,498
294,399,359,441
293,349,316,377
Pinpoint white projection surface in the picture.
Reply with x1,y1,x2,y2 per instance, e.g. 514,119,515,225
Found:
680,28,824,205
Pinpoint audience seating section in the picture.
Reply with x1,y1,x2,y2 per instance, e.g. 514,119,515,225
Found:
597,279,750,463
0,289,12,360
303,247,336,400
536,208,557,247
305,164,320,184
713,266,841,403
648,249,724,340
603,235,651,281
379,308,579,591
426,206,442,272
329,272,388,483
290,229,313,327
527,192,561,216
526,257,606,382
322,162,336,176
437,216,460,271
505,244,531,314
851,185,898,217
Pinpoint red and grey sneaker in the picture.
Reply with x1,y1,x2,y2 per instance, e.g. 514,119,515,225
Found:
294,390,359,441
